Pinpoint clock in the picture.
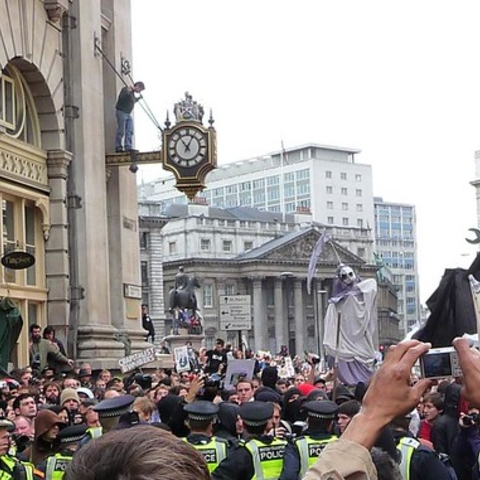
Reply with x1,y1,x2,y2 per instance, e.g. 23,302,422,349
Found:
167,126,208,168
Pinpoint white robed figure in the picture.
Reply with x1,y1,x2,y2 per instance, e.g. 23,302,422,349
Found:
323,264,377,385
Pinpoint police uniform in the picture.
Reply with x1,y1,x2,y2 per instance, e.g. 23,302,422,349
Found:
182,401,229,473
212,402,287,480
45,425,88,480
78,395,135,448
0,418,35,480
279,400,338,480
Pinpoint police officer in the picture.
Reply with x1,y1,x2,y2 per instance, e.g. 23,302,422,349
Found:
391,414,454,480
78,394,135,449
212,401,287,480
0,418,35,480
44,425,88,480
183,401,229,473
279,400,338,480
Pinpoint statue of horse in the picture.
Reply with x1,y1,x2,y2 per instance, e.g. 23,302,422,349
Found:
169,276,200,314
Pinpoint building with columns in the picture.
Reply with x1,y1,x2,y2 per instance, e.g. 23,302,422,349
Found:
139,201,401,353
0,1,147,368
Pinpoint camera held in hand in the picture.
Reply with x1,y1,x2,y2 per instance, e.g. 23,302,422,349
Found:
462,413,479,427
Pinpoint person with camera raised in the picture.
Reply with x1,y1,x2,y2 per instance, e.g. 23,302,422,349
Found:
451,406,480,480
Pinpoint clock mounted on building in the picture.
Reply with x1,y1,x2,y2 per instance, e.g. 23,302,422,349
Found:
162,92,217,199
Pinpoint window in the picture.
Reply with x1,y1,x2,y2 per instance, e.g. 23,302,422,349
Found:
223,240,233,252
356,189,362,197
356,204,363,212
225,284,235,295
139,232,149,249
244,241,253,251
140,261,149,286
357,219,363,227
24,205,36,286
341,172,347,180
326,186,333,194
325,171,332,179
203,284,213,307
327,201,333,209
342,217,349,226
201,238,211,251
341,188,347,195
355,174,362,182
327,216,334,224
342,203,348,211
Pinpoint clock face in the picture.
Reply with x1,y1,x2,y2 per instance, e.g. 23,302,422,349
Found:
167,127,208,168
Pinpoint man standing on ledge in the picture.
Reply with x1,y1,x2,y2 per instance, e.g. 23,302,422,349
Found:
115,81,145,153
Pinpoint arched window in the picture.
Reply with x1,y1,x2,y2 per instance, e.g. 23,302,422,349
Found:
0,64,41,147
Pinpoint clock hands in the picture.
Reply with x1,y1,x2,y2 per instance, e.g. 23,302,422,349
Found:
180,138,190,152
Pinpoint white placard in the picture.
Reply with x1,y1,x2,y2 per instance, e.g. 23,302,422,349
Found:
118,347,156,374
223,359,256,390
174,346,190,373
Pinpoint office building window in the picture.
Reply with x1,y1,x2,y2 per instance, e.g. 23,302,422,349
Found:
244,241,253,251
356,189,362,197
168,241,177,254
342,202,348,211
341,187,347,195
201,238,211,251
325,171,332,179
340,172,347,180
203,284,213,307
327,216,334,224
225,284,235,295
141,261,149,286
356,204,363,212
139,232,149,249
326,186,333,194
342,217,349,226
223,240,233,252
327,201,333,209
355,174,362,181
357,219,363,228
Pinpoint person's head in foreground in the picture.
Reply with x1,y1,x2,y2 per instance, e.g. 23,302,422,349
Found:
64,425,210,480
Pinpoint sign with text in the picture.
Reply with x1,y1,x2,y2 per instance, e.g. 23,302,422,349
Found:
174,346,190,373
224,359,256,390
118,347,156,373
219,295,252,331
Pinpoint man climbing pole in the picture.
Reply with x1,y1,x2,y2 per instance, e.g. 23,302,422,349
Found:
115,81,145,152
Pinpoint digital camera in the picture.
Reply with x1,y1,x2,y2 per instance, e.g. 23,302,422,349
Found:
419,347,462,379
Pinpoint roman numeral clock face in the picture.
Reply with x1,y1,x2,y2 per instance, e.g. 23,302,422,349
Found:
168,128,208,168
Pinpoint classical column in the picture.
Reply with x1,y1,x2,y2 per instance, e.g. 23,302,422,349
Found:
46,150,72,345
274,278,285,352
148,223,167,342
252,277,266,351
294,279,305,355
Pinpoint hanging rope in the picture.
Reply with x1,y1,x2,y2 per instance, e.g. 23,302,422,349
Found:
94,39,163,133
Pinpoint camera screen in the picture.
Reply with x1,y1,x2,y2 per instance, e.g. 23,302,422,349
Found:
422,352,452,378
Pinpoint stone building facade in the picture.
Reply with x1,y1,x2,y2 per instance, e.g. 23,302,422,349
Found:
0,1,147,368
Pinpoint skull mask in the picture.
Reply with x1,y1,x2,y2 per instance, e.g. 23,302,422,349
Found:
338,266,357,285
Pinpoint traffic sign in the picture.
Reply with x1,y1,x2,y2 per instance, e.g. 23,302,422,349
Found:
219,295,252,331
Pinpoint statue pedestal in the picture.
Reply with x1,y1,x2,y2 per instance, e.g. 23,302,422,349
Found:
163,333,205,353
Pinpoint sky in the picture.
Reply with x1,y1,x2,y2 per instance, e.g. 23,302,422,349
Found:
131,1,480,305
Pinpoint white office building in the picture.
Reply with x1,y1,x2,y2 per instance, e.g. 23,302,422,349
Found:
374,197,420,335
139,143,375,257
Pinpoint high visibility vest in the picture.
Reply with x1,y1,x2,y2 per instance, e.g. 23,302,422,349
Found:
183,437,228,473
86,427,103,439
243,437,287,480
0,455,34,480
45,454,72,480
397,437,420,480
295,435,338,478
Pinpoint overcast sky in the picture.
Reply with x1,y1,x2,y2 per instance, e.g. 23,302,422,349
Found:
131,1,480,305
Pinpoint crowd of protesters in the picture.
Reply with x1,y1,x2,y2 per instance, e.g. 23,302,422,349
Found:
0,323,479,479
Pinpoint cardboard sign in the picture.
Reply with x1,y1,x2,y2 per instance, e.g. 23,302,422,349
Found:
223,359,256,390
174,346,190,373
118,347,156,373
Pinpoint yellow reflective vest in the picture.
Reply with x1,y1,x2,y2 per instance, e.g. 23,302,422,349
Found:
0,455,34,480
183,436,228,473
295,434,338,478
397,437,420,480
45,454,72,480
243,437,287,480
